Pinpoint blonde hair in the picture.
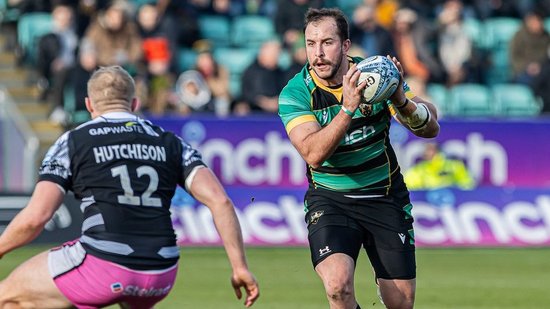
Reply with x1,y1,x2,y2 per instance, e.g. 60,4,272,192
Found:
87,66,135,111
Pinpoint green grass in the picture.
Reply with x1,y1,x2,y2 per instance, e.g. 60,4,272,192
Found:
2,246,550,308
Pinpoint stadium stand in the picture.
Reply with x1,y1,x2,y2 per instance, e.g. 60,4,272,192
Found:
197,15,231,48
426,83,451,116
177,47,198,72
16,12,52,65
0,0,20,24
231,15,276,48
483,17,522,84
448,83,495,117
213,47,257,97
491,83,543,116
0,0,546,161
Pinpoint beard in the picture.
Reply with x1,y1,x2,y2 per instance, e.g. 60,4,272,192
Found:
312,48,344,82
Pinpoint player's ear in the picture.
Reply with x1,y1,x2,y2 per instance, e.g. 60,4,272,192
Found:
342,39,351,53
130,97,139,112
85,97,94,114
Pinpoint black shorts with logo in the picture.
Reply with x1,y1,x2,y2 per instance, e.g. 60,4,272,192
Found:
305,187,416,280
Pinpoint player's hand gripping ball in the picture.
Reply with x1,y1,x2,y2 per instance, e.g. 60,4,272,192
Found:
356,55,400,115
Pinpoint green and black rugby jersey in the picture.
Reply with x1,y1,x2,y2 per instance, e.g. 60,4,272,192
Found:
278,56,414,195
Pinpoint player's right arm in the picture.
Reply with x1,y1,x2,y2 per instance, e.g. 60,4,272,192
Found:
187,167,259,307
0,181,64,259
280,64,367,168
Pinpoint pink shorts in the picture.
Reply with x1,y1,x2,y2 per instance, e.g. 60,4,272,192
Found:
48,240,178,309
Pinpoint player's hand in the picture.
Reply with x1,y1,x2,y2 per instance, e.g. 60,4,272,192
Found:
387,55,407,108
231,268,260,307
342,63,367,113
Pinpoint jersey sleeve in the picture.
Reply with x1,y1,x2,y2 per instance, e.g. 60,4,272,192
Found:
278,75,317,135
38,131,72,191
176,136,207,190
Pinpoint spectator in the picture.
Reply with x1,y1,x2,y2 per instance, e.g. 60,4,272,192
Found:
136,3,174,115
234,40,285,115
66,39,98,124
283,35,307,83
83,0,142,70
194,50,232,116
71,0,112,37
530,56,550,114
166,50,231,116
36,4,78,108
509,10,550,85
35,4,79,126
174,69,213,115
404,142,476,190
366,0,400,29
392,8,445,84
437,0,474,86
350,4,396,58
155,0,201,49
274,0,323,49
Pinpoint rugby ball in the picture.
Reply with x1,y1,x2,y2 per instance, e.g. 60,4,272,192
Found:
356,55,400,105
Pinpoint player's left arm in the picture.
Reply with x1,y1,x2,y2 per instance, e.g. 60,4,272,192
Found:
0,181,64,259
187,167,260,307
387,56,440,138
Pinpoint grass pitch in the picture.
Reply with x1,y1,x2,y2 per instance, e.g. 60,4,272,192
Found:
1,246,549,308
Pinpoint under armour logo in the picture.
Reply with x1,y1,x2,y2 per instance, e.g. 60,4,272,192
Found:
319,246,331,256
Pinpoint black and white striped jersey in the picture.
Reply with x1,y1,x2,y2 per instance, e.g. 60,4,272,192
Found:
39,112,205,270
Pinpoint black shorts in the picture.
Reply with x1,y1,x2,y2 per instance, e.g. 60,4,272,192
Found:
305,188,416,280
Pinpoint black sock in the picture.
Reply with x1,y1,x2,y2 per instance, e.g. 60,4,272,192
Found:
356,305,361,309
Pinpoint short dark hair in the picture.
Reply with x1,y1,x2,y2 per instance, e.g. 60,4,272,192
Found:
303,8,350,42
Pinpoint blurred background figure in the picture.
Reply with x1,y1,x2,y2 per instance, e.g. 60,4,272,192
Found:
509,9,550,85
283,35,307,83
404,142,476,190
36,3,77,111
350,4,396,58
274,0,322,49
174,69,213,115
436,0,475,87
392,8,445,87
83,0,142,70
366,0,399,29
155,0,201,50
68,39,98,120
135,3,174,115
194,50,231,116
234,40,284,115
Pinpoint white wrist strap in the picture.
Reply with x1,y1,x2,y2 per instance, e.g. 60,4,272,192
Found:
407,103,431,131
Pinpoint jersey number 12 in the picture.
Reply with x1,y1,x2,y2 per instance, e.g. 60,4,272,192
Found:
111,164,162,207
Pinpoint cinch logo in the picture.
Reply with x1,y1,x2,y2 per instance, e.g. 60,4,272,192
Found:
111,283,123,293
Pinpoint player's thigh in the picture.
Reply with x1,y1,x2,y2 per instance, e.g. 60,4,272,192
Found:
364,224,416,280
0,250,73,309
307,217,365,268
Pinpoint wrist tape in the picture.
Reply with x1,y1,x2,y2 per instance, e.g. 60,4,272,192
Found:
406,103,431,131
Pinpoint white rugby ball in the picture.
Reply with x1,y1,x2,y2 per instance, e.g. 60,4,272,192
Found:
356,55,400,105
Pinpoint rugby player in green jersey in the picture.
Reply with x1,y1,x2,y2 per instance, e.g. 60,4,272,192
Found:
278,8,440,309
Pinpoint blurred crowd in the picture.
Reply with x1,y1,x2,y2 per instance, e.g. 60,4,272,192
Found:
3,0,550,123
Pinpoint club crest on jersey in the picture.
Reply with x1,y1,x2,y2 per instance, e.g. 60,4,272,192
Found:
359,103,372,116
309,210,324,225
111,282,123,293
